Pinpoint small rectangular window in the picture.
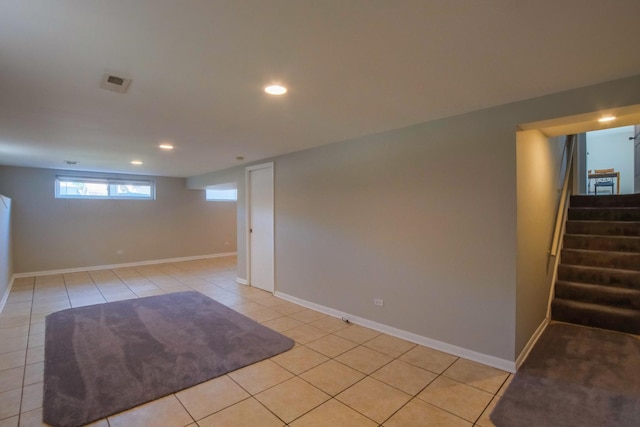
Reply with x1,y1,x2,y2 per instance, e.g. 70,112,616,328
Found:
55,176,155,200
205,183,237,201
206,188,237,201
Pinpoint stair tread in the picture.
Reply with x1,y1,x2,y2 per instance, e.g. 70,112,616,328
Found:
568,220,640,223
552,298,640,316
559,264,640,275
562,248,640,255
570,194,640,206
565,233,640,240
570,207,640,209
556,280,640,295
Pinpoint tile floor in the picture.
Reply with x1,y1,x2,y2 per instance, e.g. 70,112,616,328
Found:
0,256,512,426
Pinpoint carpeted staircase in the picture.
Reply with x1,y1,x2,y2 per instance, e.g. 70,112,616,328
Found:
552,193,640,334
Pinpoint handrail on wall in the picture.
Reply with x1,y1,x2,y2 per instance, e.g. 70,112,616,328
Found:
549,134,577,257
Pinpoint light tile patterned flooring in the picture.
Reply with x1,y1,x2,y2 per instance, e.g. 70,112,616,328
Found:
0,256,512,426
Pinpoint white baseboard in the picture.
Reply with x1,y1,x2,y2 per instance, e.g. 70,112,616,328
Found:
236,277,248,285
12,252,238,278
0,275,14,315
515,317,549,369
275,291,517,373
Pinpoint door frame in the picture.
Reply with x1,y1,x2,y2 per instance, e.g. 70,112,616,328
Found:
634,125,640,193
245,162,275,291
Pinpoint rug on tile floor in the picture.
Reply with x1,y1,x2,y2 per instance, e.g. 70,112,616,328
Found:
43,291,294,427
491,322,640,427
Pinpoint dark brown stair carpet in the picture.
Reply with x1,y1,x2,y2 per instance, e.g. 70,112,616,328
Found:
557,264,640,288
568,207,640,221
552,194,640,334
570,193,640,207
555,281,640,309
560,249,640,270
551,299,640,334
565,220,640,236
563,234,640,252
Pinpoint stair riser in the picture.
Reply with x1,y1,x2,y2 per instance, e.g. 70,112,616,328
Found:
563,235,640,252
568,208,640,221
555,283,640,309
565,221,640,237
551,300,640,334
561,250,640,271
557,265,640,289
570,194,640,208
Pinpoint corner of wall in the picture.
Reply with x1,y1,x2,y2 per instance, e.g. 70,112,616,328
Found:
0,194,13,314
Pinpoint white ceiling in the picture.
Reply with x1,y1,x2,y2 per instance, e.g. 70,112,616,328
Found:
1,0,640,178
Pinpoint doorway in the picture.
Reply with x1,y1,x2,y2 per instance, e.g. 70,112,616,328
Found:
246,163,274,293
581,125,638,195
634,125,640,193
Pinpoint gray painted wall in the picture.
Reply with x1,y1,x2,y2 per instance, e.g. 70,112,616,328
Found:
275,114,517,360
0,195,11,302
190,74,640,363
0,166,237,273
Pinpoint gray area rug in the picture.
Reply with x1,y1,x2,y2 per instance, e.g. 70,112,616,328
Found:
491,322,640,426
43,291,294,427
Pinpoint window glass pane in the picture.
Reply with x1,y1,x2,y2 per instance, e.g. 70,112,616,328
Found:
58,181,86,196
111,184,152,198
206,188,237,201
83,182,109,196
56,176,154,200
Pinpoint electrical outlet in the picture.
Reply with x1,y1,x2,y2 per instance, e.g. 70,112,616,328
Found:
374,298,384,307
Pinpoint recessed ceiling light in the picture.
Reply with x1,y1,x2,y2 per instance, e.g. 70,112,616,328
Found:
130,160,143,165
598,116,616,123
264,84,287,95
159,144,174,150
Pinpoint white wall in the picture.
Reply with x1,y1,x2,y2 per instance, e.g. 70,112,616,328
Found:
189,74,640,365
586,126,635,194
0,166,237,273
0,194,12,306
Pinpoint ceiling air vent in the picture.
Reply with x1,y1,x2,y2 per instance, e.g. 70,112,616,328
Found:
100,73,131,93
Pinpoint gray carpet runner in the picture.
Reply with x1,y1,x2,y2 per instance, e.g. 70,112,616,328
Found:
552,194,640,334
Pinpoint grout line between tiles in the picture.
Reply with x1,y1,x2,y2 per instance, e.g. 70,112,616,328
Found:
17,277,35,427
172,392,197,426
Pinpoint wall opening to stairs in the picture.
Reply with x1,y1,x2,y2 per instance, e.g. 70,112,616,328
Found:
515,104,640,365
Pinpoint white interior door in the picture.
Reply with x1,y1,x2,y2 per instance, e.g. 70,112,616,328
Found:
247,163,274,292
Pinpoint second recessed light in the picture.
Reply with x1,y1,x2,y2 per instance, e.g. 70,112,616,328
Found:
131,160,143,165
159,144,174,150
264,84,287,95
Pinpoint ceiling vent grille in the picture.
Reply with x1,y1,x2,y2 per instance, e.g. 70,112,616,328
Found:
100,73,131,93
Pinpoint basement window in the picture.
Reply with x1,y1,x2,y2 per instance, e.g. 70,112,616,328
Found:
205,184,237,201
55,176,155,200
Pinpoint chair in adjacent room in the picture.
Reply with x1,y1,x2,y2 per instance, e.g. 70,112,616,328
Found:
593,168,615,195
